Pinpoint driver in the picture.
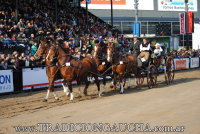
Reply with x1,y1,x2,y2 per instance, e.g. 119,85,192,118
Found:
137,38,151,67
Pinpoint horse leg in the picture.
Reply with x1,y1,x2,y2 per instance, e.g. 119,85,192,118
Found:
120,75,124,94
77,81,82,96
134,77,137,87
62,81,70,96
113,73,118,90
67,82,74,101
127,77,131,88
44,77,58,101
94,75,101,97
83,79,89,96
102,75,107,94
44,89,50,102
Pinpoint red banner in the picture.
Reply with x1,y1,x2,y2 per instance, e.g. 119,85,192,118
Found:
81,0,126,5
186,12,194,34
179,13,185,34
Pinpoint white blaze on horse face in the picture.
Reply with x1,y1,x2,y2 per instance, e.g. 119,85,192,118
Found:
107,49,111,62
45,90,50,100
46,49,51,60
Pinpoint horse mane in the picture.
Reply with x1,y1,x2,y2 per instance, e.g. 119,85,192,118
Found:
57,42,71,55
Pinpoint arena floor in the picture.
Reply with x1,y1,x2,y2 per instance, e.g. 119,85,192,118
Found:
0,69,200,134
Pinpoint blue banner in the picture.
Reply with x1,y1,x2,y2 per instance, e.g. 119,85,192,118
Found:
132,22,140,37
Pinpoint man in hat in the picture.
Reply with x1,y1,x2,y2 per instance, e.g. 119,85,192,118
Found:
130,35,140,56
137,38,151,67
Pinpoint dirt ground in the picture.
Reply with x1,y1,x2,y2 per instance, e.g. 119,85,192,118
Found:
0,69,200,134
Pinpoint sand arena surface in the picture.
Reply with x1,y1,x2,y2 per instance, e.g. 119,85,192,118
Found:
0,69,200,134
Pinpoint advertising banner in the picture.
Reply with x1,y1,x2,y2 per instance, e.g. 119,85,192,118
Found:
22,68,63,90
174,58,189,70
192,24,200,50
0,70,14,93
132,22,141,37
170,36,180,51
158,0,198,11
81,0,154,10
186,12,194,33
190,57,199,68
179,13,186,34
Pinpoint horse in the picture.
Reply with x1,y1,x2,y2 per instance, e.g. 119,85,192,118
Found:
106,42,138,93
47,44,100,100
92,41,111,93
34,38,69,102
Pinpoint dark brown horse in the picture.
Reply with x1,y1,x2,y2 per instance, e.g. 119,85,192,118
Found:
107,43,138,93
34,38,69,101
92,41,111,93
47,44,100,100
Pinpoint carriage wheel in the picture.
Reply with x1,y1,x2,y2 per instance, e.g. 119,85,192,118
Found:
165,57,175,85
147,65,157,89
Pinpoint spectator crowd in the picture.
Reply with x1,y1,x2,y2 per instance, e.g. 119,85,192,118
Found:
0,0,200,70
0,0,117,69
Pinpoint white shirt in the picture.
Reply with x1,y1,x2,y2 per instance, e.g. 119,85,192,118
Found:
140,43,150,52
154,47,163,55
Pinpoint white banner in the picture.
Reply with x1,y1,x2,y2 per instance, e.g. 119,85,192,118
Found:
158,0,198,11
22,67,63,90
192,24,200,50
190,57,199,68
0,70,14,93
81,0,154,10
22,67,112,91
174,58,190,70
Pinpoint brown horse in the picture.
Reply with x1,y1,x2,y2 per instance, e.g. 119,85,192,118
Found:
92,41,111,93
107,43,138,93
47,44,100,100
34,38,69,101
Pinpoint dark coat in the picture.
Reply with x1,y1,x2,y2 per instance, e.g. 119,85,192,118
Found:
130,40,140,55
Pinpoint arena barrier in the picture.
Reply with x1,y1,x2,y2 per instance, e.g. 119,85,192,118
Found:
190,57,199,68
174,58,190,70
22,67,111,91
0,58,199,94
0,70,14,93
23,67,65,91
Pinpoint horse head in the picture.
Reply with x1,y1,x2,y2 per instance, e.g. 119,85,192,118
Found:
106,42,114,62
34,38,49,60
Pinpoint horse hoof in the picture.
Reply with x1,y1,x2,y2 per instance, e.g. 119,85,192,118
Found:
43,99,48,102
120,92,124,94
84,92,88,96
55,97,59,101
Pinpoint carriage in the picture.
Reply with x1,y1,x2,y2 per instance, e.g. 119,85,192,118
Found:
136,53,175,89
